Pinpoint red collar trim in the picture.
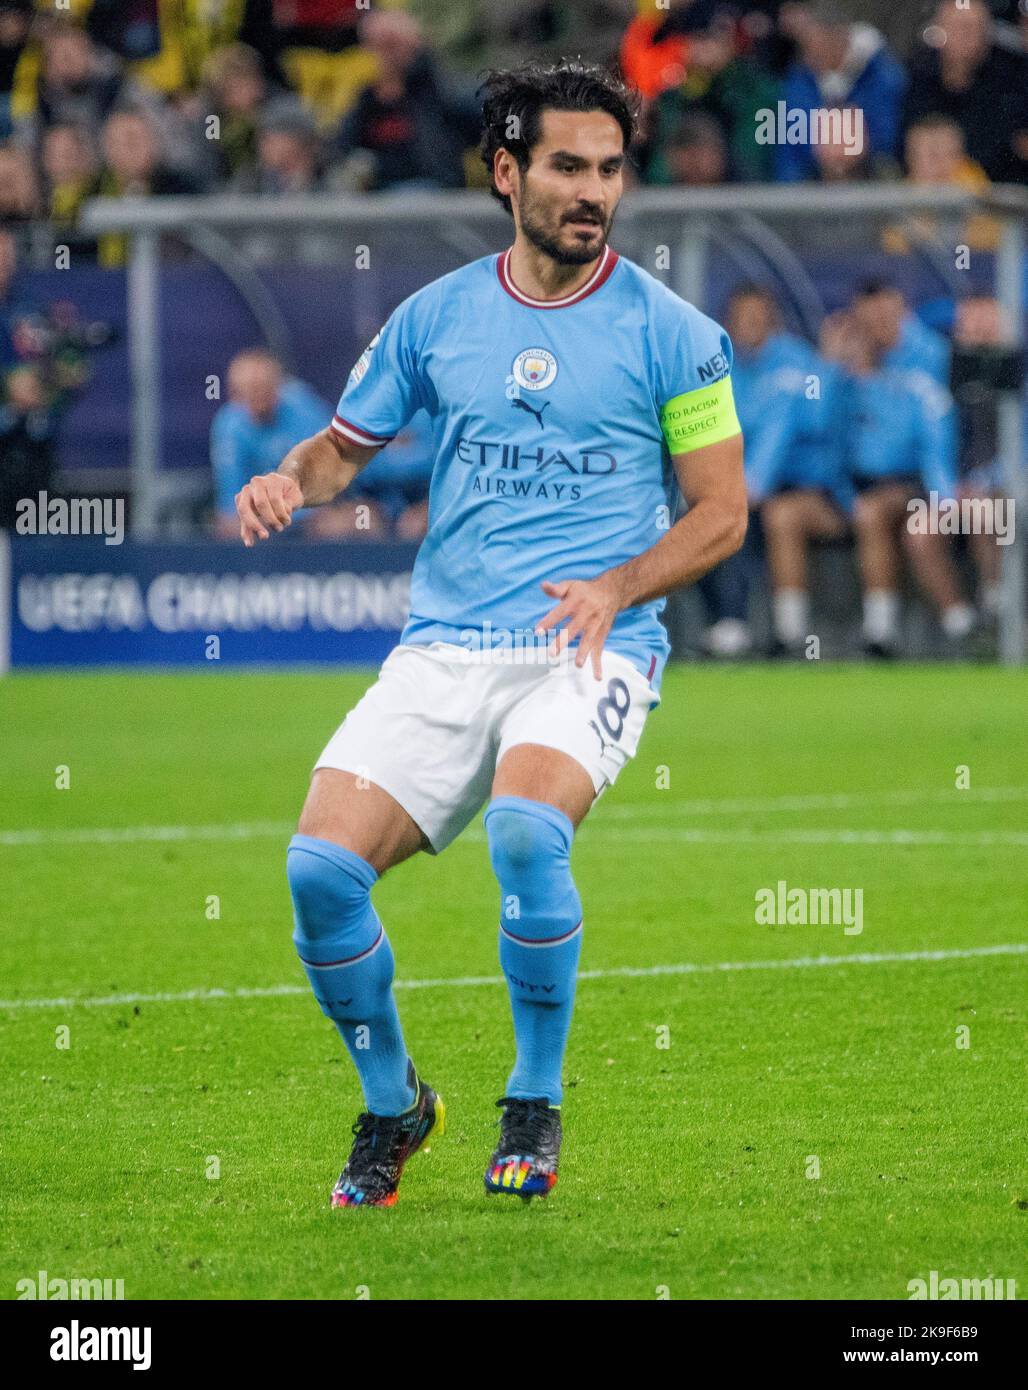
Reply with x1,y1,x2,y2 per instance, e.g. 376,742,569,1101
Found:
496,244,619,309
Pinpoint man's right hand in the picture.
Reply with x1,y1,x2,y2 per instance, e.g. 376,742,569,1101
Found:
235,472,304,547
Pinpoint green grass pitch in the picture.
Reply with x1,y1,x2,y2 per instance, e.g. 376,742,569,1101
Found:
1,663,1025,1301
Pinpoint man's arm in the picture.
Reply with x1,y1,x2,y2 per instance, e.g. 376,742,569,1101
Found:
234,427,381,546
536,433,748,678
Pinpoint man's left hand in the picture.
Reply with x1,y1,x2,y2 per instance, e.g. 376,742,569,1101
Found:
535,573,625,680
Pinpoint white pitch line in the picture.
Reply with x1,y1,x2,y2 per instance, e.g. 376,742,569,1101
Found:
0,943,1024,1013
0,820,294,847
599,786,1028,817
594,828,1028,847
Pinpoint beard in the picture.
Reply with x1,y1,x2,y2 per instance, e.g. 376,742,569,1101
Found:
518,187,613,267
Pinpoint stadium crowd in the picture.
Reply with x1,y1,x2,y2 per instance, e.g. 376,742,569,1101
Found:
1,0,1026,217
0,0,1025,653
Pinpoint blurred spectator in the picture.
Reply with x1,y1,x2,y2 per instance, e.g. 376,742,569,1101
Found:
246,0,380,130
822,312,975,655
192,43,275,187
809,103,870,182
96,109,200,266
211,348,334,540
336,10,481,192
883,115,1000,255
756,304,853,657
0,139,39,219
232,98,325,195
903,0,1028,184
40,121,100,229
659,111,730,186
0,0,32,141
698,282,851,657
619,0,709,103
85,0,246,102
850,281,950,385
211,347,433,540
950,293,1023,623
643,13,779,183
0,361,55,529
776,0,906,182
0,224,31,369
98,107,199,197
23,21,129,143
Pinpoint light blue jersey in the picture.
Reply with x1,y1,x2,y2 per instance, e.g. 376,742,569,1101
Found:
886,313,951,385
847,366,958,499
331,245,738,690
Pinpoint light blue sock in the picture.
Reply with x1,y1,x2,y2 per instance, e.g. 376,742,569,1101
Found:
287,834,415,1116
484,796,583,1106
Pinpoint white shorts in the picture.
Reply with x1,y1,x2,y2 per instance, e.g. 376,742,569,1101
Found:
314,642,659,853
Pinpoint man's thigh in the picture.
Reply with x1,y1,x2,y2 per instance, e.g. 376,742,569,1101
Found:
793,489,849,538
310,644,499,856
855,481,916,530
297,769,427,876
491,650,657,829
492,745,595,829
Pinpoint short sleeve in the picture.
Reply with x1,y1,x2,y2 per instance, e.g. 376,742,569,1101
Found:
652,295,741,456
330,296,426,450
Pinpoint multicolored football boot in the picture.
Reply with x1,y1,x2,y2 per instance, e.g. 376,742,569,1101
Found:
484,1096,561,1201
331,1061,444,1208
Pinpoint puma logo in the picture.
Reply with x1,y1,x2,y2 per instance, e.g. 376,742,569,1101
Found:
511,398,550,428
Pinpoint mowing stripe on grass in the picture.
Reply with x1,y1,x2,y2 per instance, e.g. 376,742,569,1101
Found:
1,821,1025,849
1,942,1024,1013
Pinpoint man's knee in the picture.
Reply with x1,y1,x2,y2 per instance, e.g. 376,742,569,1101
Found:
762,493,803,539
484,796,580,939
286,834,377,953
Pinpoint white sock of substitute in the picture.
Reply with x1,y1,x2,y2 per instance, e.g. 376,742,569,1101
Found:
773,589,809,647
863,590,900,645
982,583,1002,618
941,602,975,640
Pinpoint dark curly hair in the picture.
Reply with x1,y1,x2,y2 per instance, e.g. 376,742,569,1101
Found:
477,58,641,217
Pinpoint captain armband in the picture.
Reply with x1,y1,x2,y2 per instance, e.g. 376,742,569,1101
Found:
660,376,742,455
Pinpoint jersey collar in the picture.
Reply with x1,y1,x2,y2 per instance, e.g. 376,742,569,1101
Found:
496,243,619,309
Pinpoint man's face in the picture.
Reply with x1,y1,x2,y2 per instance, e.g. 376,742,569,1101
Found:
229,357,281,421
906,125,963,181
800,21,849,74
939,0,990,65
504,109,624,267
852,290,904,349
45,30,93,87
103,115,157,181
43,127,93,183
728,294,776,352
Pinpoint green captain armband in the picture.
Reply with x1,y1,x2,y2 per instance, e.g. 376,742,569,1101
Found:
660,376,742,455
